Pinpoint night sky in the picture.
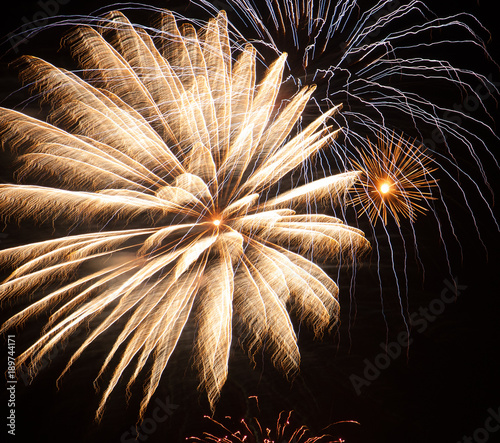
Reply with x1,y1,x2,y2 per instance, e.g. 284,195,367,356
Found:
1,1,499,442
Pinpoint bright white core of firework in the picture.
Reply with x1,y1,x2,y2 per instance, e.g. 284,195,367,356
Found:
379,182,391,195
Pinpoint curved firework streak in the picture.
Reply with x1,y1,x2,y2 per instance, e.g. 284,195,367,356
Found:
0,10,370,418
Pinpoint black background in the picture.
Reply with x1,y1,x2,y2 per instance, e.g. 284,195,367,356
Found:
1,1,499,442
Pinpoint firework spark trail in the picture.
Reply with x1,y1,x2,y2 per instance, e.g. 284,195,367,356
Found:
0,9,373,418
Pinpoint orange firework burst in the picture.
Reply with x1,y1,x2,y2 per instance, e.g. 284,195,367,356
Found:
349,133,438,225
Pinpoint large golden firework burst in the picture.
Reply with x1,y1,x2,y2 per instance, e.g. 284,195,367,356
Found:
0,11,370,418
349,133,437,225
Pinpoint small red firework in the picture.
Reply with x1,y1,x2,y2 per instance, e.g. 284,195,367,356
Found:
188,402,356,443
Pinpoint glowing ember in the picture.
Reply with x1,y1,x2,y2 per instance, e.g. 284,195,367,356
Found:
379,182,391,195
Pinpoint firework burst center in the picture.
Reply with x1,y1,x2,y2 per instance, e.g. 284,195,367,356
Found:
379,182,391,195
